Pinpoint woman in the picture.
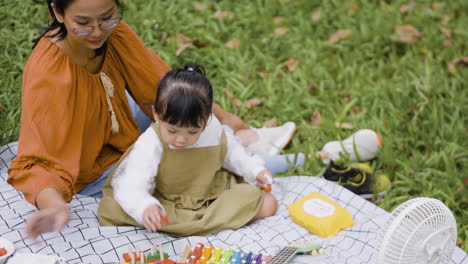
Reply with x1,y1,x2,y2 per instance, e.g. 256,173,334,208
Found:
7,0,301,238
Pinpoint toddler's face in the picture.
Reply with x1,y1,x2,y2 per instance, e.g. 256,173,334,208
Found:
157,121,204,149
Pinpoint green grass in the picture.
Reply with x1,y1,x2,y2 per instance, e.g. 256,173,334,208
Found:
1,0,467,250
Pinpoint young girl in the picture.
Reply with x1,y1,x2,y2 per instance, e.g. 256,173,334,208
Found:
98,63,278,236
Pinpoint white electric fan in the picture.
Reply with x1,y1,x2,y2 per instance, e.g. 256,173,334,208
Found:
373,197,457,264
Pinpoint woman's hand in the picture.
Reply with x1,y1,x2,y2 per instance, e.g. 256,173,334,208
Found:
256,169,273,192
142,205,169,232
27,187,70,238
26,205,70,239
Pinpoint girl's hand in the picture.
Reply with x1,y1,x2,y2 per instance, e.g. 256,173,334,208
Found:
256,169,273,192
142,205,169,232
26,205,70,239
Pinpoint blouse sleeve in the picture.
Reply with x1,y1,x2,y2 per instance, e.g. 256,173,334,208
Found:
110,22,171,108
112,127,163,225
7,55,82,205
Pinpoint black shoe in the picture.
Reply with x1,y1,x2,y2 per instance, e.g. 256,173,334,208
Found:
323,162,390,199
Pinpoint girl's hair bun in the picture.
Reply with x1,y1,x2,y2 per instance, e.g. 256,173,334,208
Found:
184,63,205,75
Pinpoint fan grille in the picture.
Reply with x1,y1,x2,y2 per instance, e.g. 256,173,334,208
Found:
373,198,457,264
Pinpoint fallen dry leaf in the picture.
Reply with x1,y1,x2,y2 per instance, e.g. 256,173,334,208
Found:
432,2,445,10
258,71,269,80
276,72,285,80
443,39,452,47
264,119,279,128
335,122,354,129
225,39,240,49
224,88,242,110
448,57,468,74
273,16,285,24
395,25,421,44
244,98,263,109
281,58,299,73
382,1,394,12
214,11,234,19
352,106,362,114
440,26,452,37
399,2,416,13
274,27,288,37
193,40,208,48
194,2,205,10
442,15,451,25
307,80,315,93
311,10,321,21
176,33,193,56
159,32,168,42
347,2,359,15
326,29,352,44
310,109,322,127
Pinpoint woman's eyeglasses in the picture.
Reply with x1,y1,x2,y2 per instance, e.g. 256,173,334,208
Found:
71,17,121,36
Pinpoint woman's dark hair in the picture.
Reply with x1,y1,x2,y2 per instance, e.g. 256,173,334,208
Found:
155,63,213,128
33,0,123,56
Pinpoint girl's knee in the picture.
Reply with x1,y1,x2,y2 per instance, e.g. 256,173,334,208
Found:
263,193,278,217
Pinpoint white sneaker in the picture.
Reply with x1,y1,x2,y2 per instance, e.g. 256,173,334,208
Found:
247,122,296,155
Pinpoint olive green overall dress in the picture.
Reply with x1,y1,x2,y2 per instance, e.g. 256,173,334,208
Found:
98,123,265,237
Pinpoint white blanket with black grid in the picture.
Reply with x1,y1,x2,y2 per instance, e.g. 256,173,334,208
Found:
1,142,467,264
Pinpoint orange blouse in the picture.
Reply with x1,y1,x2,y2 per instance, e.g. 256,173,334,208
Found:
7,21,171,205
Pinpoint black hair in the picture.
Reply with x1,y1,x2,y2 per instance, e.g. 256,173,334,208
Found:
155,63,213,129
33,0,123,56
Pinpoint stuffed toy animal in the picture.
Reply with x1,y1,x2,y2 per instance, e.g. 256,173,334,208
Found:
317,129,383,164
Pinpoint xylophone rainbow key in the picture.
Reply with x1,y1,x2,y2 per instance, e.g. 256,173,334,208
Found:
240,252,253,264
251,253,262,264
208,246,223,264
188,243,204,263
217,248,233,264
229,249,243,264
197,245,213,264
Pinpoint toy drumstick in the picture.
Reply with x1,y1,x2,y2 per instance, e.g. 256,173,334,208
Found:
179,245,192,263
208,246,223,264
159,244,176,264
160,244,165,261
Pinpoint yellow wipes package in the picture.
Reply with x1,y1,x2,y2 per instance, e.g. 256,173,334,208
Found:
288,192,354,238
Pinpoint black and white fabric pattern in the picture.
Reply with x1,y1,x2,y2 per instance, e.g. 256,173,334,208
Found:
1,142,467,264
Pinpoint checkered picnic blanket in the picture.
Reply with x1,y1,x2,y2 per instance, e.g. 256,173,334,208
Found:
1,142,467,264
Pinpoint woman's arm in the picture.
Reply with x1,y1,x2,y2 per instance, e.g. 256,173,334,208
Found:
222,127,266,183
212,104,250,133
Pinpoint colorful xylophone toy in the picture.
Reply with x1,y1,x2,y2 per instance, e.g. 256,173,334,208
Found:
121,242,324,264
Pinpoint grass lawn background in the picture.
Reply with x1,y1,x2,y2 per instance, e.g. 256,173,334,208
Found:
0,0,466,250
